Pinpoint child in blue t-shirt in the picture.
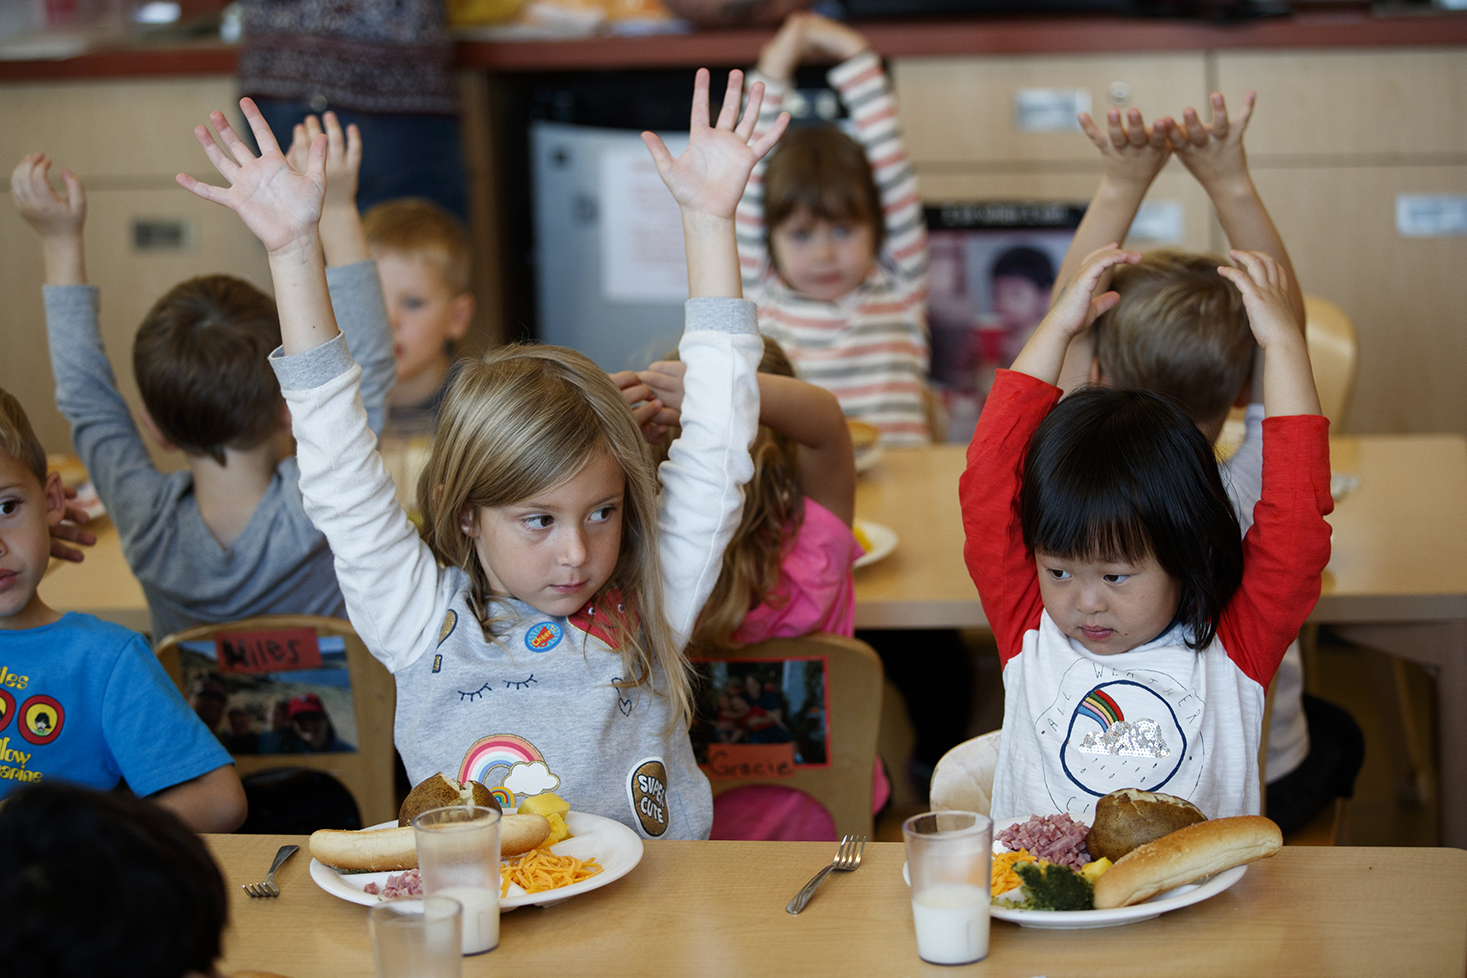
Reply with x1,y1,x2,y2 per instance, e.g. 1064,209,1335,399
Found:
0,387,243,832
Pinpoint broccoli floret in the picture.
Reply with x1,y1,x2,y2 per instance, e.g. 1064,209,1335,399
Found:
1014,861,1094,911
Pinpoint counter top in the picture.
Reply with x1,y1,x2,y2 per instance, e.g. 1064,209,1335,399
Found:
1,7,1464,81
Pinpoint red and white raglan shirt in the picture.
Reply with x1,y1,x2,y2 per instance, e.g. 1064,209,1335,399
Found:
737,51,931,445
959,371,1333,821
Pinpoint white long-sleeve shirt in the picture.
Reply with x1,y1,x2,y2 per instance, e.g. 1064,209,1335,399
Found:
270,298,761,840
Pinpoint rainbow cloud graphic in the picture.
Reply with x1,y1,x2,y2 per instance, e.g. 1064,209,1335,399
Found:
459,734,544,788
1077,689,1123,731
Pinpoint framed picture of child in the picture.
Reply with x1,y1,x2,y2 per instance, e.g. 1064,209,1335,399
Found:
177,636,359,756
926,202,1084,443
689,657,830,779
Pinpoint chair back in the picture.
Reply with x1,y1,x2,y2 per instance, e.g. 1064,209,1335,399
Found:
694,633,883,838
156,615,397,825
1303,294,1359,427
930,730,1001,817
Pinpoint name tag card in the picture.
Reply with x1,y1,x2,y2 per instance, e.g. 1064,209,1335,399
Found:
214,628,323,674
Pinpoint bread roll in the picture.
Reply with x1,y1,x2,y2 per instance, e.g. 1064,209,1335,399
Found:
309,814,554,872
1092,815,1281,909
1086,788,1207,862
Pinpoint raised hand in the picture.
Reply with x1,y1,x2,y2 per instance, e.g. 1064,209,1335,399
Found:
1167,92,1255,192
11,153,86,239
1078,107,1174,191
756,12,809,83
1012,244,1140,385
177,97,325,257
801,13,870,62
1217,249,1320,417
642,69,789,223
1216,250,1295,350
287,112,362,211
611,370,678,442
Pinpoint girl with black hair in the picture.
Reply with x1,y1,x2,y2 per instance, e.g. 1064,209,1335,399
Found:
960,244,1332,822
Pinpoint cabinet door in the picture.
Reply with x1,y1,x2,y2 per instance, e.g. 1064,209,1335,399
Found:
1216,49,1467,158
0,77,245,181
892,53,1208,165
1248,165,1467,435
0,187,271,463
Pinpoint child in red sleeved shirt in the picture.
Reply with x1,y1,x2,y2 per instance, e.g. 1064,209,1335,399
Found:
959,244,1332,822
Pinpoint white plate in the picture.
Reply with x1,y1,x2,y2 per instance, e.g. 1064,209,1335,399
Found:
903,814,1248,930
854,443,884,474
308,811,644,911
853,519,898,569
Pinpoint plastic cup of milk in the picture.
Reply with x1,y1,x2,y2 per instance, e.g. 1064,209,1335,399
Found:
413,805,501,955
902,811,992,965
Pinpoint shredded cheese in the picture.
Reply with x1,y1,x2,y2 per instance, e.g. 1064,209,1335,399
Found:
500,849,603,896
992,848,1040,896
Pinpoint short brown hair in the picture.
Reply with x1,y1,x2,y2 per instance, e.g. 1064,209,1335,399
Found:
1093,249,1255,430
0,387,47,485
763,124,883,260
363,198,472,293
132,275,283,465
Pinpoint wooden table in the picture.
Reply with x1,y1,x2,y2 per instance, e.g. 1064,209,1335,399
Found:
207,834,1467,978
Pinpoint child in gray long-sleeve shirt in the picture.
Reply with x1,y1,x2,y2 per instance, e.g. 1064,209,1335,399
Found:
12,113,394,642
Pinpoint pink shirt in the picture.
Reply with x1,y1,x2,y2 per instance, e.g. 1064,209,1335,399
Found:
729,499,863,645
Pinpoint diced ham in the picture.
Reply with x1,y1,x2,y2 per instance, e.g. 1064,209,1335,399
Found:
996,814,1090,870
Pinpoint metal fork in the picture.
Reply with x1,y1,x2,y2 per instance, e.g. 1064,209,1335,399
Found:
785,834,866,914
243,844,299,898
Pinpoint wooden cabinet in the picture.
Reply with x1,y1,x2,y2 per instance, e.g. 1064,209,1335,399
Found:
894,54,1208,165
0,77,269,461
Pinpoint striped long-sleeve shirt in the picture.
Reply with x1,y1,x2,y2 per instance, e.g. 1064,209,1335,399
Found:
736,50,931,445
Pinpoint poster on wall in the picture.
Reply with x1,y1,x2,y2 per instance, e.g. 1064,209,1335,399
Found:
926,202,1083,443
689,656,830,780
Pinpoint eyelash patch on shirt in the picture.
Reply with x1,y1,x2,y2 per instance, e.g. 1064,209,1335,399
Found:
458,682,493,702
504,675,538,690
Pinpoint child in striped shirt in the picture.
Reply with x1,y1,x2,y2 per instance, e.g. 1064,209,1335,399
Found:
736,12,930,445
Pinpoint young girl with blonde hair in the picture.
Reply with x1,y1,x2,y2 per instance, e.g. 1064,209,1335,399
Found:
180,70,788,839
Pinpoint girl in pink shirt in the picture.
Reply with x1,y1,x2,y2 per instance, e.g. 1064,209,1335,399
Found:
623,337,885,838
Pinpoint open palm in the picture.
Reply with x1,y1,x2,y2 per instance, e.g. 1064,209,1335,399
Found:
177,98,325,255
642,69,788,222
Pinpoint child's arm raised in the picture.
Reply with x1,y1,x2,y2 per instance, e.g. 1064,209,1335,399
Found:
643,69,788,298
643,68,787,643
287,112,394,437
1012,244,1141,388
286,111,369,267
178,99,338,355
14,155,177,548
1217,250,1320,418
1170,92,1305,328
735,15,805,292
639,359,856,526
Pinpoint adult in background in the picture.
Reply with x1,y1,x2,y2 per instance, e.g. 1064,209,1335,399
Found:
236,0,469,222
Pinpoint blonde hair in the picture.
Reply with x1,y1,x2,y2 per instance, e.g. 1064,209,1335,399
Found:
415,345,692,726
656,338,803,653
0,387,47,485
363,198,472,294
1093,249,1255,430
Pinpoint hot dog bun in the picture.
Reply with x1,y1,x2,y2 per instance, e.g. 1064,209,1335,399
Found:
1092,815,1281,909
309,813,554,872
310,825,418,872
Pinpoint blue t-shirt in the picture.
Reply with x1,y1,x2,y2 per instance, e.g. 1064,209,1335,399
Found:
0,613,231,799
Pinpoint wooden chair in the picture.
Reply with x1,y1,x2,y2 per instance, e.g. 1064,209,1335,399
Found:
156,615,397,826
930,729,1001,817
696,633,884,838
1303,294,1359,428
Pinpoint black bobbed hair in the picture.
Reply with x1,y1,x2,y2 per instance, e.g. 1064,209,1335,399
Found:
1019,386,1244,651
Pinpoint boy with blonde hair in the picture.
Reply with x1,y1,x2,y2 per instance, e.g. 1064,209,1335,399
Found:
0,388,244,831
11,113,394,642
362,197,475,433
1053,91,1361,833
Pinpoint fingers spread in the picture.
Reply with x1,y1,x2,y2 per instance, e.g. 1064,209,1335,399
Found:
238,96,282,158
